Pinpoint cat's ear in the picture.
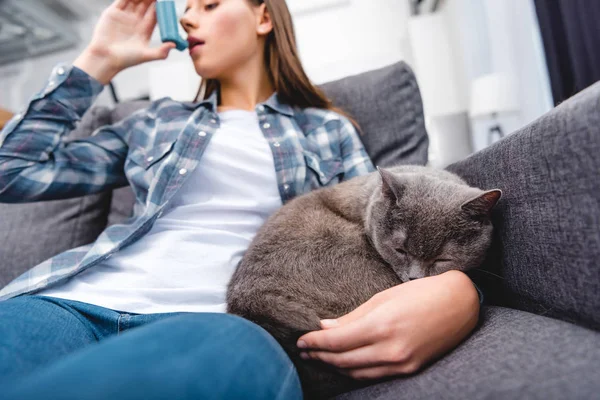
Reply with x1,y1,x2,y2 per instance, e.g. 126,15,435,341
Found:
461,189,502,220
377,166,404,201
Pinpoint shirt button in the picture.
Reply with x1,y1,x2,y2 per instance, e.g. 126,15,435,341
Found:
179,168,187,175
198,131,207,137
258,105,265,112
210,119,217,124
283,184,290,191
146,156,154,162
57,67,66,75
273,141,280,147
263,122,271,129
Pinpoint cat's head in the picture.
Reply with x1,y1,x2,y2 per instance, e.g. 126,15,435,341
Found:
366,167,502,282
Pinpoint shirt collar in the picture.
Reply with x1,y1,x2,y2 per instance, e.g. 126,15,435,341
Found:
262,91,295,117
181,90,218,112
182,88,294,117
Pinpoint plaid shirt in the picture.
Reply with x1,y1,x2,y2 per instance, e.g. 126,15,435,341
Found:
0,63,375,301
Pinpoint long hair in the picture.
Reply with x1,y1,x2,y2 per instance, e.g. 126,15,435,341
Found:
194,0,361,132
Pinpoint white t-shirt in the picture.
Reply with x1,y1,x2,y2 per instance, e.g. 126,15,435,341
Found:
38,109,283,314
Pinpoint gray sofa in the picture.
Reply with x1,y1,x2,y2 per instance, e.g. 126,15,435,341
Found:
1,61,599,399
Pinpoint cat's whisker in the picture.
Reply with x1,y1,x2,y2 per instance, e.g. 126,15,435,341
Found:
470,268,505,280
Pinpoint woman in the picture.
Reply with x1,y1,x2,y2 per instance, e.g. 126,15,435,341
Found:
0,0,480,398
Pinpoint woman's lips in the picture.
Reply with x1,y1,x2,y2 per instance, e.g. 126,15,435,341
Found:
189,43,205,55
188,37,206,55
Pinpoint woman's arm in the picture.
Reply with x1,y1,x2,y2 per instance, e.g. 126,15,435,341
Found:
296,270,480,380
0,65,132,202
0,1,175,203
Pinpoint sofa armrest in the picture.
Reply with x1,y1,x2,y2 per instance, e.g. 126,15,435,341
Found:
447,82,600,331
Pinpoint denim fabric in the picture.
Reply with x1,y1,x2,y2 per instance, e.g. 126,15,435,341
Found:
1,295,302,400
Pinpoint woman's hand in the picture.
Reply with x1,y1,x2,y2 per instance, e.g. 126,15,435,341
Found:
296,270,480,380
74,0,176,84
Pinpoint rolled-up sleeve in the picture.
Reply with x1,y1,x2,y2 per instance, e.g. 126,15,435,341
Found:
0,64,132,203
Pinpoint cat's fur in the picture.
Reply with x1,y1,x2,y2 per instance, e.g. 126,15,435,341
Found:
226,165,501,399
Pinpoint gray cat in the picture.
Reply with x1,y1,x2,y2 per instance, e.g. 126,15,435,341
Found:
226,165,501,399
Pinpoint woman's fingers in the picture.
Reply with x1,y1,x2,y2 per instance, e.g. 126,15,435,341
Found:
140,2,158,38
124,1,138,12
301,342,399,370
141,42,176,62
298,317,378,353
135,0,155,17
114,0,129,10
115,0,149,12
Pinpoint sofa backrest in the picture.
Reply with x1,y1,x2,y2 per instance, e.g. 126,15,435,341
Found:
108,61,429,226
0,61,428,288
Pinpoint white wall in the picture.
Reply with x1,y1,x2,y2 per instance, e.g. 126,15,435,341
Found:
0,0,411,110
0,17,114,111
290,0,410,84
441,0,553,129
486,0,553,126
0,0,552,152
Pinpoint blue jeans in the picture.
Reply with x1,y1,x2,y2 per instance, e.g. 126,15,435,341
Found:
0,295,303,400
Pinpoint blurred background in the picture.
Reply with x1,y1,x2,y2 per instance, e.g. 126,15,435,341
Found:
0,0,598,167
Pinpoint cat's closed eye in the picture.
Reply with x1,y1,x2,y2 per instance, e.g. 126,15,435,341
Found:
396,248,408,256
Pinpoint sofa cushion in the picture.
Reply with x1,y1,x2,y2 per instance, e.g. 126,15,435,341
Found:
106,61,430,226
335,306,600,400
320,61,428,168
447,81,600,331
0,107,113,288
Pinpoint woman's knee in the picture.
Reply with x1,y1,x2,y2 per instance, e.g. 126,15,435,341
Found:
126,313,303,399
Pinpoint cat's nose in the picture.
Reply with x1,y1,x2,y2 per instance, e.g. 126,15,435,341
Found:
408,263,423,281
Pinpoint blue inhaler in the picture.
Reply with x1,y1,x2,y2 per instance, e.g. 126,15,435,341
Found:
156,0,188,51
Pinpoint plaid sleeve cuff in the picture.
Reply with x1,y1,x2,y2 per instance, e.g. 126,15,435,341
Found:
39,64,105,117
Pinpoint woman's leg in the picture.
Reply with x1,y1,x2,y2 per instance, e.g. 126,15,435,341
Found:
4,312,303,400
0,295,100,384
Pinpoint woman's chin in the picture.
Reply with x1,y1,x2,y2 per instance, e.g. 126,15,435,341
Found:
192,63,219,80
